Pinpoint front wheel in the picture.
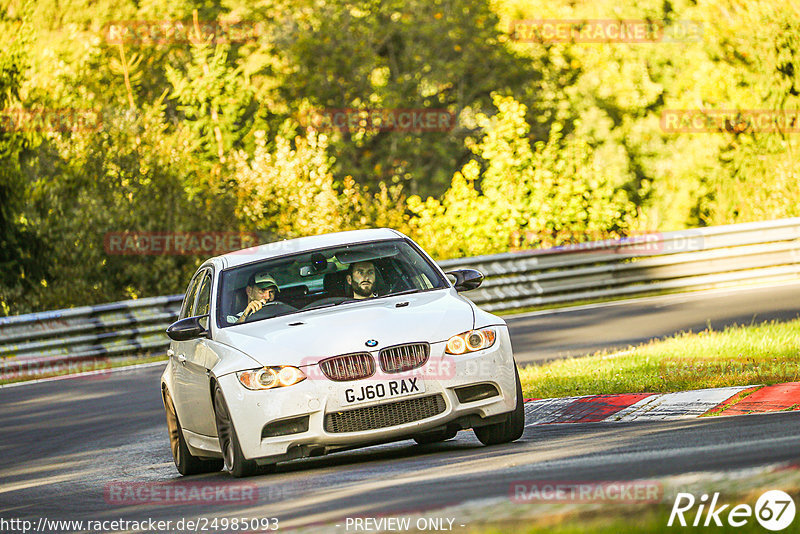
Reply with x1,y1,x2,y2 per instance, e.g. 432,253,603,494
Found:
213,383,260,478
473,365,525,446
163,389,223,475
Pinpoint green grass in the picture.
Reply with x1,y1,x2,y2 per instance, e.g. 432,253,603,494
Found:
518,319,800,399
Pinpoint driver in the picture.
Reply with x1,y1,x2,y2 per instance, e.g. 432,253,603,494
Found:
346,261,378,299
234,272,279,324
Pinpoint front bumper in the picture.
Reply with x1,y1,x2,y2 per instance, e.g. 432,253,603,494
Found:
215,327,517,463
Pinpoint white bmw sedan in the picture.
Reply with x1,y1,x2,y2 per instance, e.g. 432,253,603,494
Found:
162,228,524,477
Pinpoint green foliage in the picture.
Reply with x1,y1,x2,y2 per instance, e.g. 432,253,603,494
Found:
2,0,800,314
495,0,800,229
0,17,49,315
699,1,800,224
165,36,258,163
18,101,228,311
233,125,341,239
280,0,544,196
233,123,407,240
408,94,634,258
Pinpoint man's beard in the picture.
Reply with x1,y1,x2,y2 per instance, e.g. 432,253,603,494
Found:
352,282,373,297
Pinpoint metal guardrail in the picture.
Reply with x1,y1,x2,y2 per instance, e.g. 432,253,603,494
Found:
442,218,800,312
0,295,182,378
2,218,799,379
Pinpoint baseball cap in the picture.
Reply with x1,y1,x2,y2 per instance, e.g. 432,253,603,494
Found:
248,271,278,290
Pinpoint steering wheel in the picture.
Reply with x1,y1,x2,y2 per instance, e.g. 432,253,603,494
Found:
246,302,298,321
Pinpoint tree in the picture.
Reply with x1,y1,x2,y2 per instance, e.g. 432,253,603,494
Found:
165,23,259,166
279,0,546,197
0,19,48,315
408,94,635,258
233,122,407,240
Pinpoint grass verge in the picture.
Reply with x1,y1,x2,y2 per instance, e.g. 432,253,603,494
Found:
518,318,800,399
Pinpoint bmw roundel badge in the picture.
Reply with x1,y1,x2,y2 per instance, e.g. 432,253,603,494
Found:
365,339,379,347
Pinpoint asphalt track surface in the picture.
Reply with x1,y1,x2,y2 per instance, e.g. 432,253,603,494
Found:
509,281,800,363
1,283,799,531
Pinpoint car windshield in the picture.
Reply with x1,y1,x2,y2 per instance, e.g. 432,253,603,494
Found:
216,239,449,328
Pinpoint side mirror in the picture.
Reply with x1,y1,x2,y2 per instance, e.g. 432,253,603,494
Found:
445,269,484,292
166,315,210,341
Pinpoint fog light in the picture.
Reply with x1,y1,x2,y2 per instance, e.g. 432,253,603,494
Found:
261,415,310,439
454,383,500,403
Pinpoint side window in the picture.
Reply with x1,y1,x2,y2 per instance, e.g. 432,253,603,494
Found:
194,273,212,317
179,274,203,320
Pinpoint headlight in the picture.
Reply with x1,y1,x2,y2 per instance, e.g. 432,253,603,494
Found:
445,328,497,354
237,366,307,390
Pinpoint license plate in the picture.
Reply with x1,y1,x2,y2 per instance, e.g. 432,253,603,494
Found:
340,377,425,406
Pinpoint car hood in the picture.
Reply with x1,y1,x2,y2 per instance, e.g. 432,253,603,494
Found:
213,289,475,367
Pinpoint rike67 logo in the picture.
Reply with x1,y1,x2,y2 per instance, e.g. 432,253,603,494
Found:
668,490,796,530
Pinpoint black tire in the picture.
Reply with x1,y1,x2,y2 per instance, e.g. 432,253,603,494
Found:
413,427,458,445
473,365,525,446
213,383,260,478
163,389,223,476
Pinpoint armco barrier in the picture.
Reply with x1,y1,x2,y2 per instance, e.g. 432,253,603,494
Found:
445,218,800,311
1,218,799,377
0,295,182,377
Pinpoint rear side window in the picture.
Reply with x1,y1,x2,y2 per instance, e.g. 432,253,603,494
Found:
194,273,212,317
194,272,213,329
179,273,203,320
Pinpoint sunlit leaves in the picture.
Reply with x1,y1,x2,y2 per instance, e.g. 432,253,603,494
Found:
408,94,635,259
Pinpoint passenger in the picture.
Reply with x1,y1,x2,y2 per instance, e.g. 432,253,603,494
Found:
346,261,377,299
235,272,279,323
